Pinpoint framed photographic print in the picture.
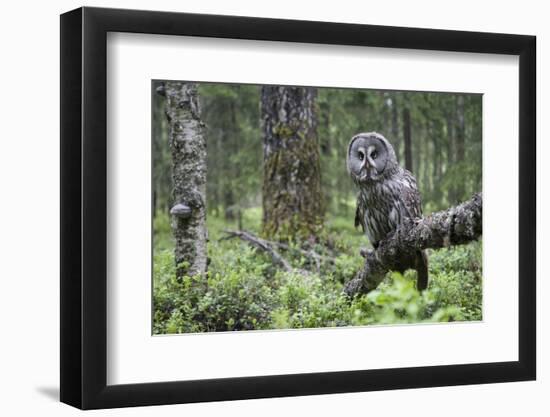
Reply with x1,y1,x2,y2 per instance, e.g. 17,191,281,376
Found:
60,6,536,410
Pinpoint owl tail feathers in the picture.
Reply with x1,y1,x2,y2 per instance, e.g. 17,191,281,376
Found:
415,250,429,291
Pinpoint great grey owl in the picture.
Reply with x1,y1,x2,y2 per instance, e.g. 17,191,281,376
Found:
347,132,428,290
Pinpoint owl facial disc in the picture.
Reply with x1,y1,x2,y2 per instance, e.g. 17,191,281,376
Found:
347,132,396,183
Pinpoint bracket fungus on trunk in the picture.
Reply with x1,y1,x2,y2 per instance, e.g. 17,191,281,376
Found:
170,203,192,219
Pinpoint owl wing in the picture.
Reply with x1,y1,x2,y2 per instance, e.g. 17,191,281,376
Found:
399,169,423,219
354,195,366,232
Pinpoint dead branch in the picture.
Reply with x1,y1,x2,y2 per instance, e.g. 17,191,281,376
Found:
344,192,482,297
270,241,335,272
220,230,335,273
220,230,293,272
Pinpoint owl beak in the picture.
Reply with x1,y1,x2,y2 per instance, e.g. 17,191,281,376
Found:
361,158,369,174
359,162,369,181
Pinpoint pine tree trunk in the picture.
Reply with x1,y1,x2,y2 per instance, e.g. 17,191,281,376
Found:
221,111,235,221
390,93,401,162
164,82,207,278
446,112,455,204
424,122,433,195
153,82,171,214
432,120,443,204
261,86,324,240
403,107,413,172
455,95,466,200
229,99,242,225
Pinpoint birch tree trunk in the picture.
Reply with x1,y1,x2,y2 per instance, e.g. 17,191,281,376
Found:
261,86,324,240
163,81,207,278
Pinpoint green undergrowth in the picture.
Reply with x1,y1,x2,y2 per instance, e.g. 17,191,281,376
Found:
153,208,482,334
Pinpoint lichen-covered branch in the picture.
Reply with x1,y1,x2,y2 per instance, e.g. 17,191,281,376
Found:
344,192,482,297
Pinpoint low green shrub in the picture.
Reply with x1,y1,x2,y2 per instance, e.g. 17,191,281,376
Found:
153,211,482,334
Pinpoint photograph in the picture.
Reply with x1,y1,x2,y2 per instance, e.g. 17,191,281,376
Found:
152,81,483,335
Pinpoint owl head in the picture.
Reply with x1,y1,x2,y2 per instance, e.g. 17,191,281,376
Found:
347,132,398,184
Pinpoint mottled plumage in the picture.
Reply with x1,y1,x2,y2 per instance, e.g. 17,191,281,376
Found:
347,132,429,290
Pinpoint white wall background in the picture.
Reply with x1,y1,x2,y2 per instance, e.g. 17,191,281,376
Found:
0,0,545,415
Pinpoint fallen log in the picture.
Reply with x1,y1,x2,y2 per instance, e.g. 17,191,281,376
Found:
344,192,482,297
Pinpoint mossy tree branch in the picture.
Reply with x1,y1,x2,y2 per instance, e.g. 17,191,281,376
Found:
344,192,482,297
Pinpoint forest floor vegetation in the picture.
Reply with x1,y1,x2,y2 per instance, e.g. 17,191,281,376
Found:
153,207,482,334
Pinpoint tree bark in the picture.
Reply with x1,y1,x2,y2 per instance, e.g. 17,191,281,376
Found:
390,93,401,162
432,119,443,204
455,95,466,200
153,81,172,214
229,99,241,224
221,99,236,221
344,193,482,297
445,111,455,203
403,106,413,172
164,82,207,278
261,86,324,240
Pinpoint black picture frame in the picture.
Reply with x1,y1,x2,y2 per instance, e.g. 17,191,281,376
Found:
60,6,536,410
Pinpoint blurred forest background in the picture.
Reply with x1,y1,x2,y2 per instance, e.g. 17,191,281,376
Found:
153,82,483,334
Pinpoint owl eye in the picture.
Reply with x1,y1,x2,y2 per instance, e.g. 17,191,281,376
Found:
371,150,378,160
358,150,365,161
